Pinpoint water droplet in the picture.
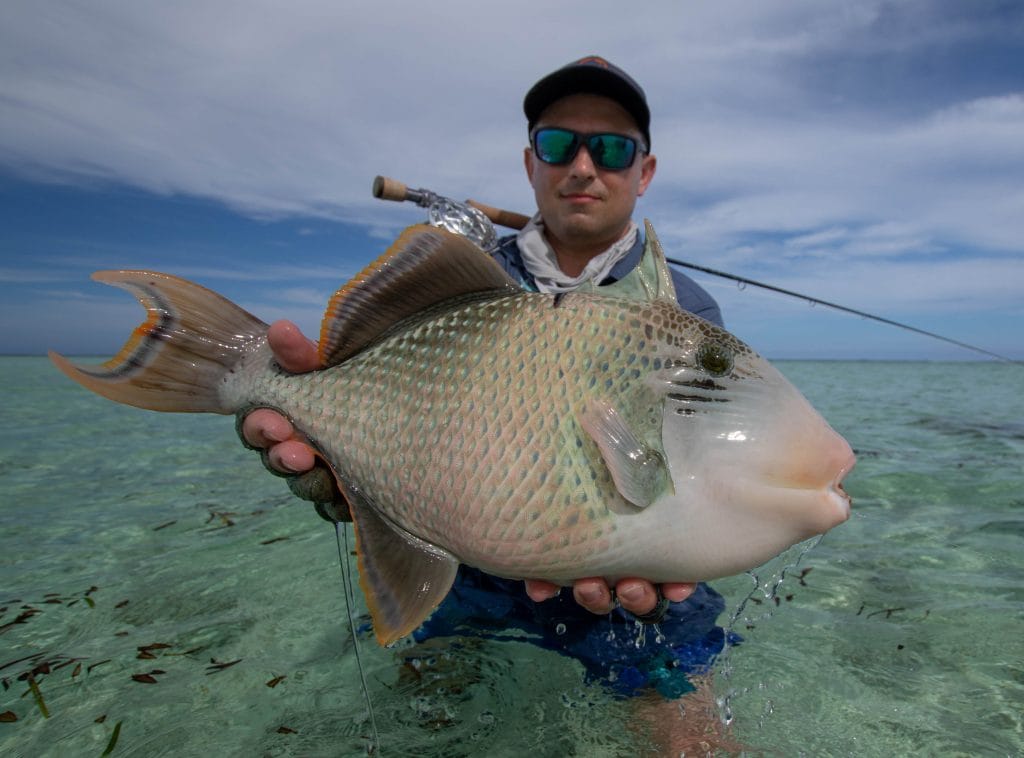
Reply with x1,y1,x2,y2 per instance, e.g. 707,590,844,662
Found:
555,622,567,636
478,711,495,725
632,620,647,649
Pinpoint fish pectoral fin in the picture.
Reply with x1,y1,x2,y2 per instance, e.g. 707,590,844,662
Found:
578,396,671,509
339,481,459,646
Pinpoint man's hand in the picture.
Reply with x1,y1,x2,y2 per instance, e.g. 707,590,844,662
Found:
524,578,697,616
240,320,319,461
244,320,696,618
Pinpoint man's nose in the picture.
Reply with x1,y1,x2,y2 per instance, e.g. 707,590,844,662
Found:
567,144,597,178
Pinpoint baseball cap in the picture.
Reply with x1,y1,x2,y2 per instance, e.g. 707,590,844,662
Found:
523,56,651,149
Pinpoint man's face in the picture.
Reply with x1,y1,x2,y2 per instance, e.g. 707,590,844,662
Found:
525,93,656,256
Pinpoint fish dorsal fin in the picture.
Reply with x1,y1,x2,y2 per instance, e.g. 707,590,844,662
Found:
319,225,520,366
642,219,679,303
339,479,459,646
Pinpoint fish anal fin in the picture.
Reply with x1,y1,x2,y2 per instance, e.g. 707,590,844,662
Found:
339,481,459,646
318,225,521,366
578,396,671,509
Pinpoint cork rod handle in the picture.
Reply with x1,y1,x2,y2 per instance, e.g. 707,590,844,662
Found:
372,175,529,230
371,175,410,202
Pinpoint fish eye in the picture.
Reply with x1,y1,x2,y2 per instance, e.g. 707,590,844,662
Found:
696,341,734,377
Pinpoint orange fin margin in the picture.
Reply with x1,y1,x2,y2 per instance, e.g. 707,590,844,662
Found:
317,225,520,367
336,478,459,646
50,270,268,413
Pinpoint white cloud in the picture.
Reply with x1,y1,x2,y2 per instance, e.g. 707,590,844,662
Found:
1,1,1021,358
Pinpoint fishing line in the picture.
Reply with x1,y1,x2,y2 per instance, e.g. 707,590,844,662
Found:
372,178,1016,362
334,522,382,755
667,257,1017,363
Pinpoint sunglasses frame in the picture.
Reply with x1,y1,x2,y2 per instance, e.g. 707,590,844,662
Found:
530,127,646,171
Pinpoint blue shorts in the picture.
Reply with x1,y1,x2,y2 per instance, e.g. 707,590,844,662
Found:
412,567,735,699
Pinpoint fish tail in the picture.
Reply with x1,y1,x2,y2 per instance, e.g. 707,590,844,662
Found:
49,270,268,414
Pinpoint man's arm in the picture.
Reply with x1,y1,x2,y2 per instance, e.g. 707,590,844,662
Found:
242,320,695,616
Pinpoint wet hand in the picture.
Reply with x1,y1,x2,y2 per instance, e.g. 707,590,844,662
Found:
241,320,320,475
266,319,320,373
524,578,697,615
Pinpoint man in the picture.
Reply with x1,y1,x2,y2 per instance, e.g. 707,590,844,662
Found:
243,57,730,702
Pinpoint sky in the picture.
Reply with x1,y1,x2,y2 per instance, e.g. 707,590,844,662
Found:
1,0,1022,361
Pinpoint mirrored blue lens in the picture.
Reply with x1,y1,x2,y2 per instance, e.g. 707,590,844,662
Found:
532,128,638,170
587,134,636,170
534,129,579,164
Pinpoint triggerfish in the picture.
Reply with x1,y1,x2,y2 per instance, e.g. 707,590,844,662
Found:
51,223,855,645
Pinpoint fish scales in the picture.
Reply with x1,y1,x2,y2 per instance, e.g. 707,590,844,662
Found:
240,292,679,578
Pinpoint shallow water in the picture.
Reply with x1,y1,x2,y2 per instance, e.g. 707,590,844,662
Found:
1,357,1022,756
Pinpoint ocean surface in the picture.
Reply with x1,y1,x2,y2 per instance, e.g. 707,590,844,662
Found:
1,356,1022,757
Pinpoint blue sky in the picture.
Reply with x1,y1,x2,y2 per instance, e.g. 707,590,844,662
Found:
1,1,1022,360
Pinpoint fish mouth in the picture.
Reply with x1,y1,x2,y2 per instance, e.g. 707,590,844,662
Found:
827,454,856,519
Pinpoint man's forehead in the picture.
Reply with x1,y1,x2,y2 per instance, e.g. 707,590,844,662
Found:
534,93,642,134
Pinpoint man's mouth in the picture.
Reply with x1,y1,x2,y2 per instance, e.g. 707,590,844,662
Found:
560,192,601,202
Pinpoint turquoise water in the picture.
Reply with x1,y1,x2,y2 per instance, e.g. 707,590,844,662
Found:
1,356,1022,756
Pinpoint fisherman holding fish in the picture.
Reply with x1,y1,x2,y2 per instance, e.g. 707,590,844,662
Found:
54,55,854,752
245,57,734,703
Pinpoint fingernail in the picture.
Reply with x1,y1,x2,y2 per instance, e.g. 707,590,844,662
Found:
618,583,644,603
578,587,603,604
270,451,300,474
267,428,290,443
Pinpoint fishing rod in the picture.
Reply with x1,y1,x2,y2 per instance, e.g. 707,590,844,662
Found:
662,259,1017,364
372,175,1017,363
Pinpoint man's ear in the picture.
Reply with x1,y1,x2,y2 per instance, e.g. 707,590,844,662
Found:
637,153,657,197
524,146,536,186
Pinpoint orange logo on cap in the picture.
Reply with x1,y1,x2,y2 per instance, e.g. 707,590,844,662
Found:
576,56,610,68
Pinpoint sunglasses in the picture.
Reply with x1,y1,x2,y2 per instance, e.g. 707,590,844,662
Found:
531,127,644,171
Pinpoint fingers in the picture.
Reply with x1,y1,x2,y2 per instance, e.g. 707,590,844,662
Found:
662,582,697,604
241,408,317,475
240,322,318,477
267,320,320,373
616,580,696,613
267,439,317,474
573,577,616,614
524,577,617,612
242,408,294,448
527,576,698,615
614,578,662,616
524,579,560,603
584,578,696,616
